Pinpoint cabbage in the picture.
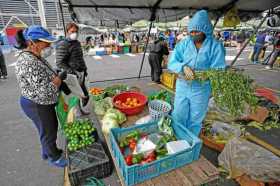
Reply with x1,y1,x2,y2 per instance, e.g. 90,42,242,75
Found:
102,117,119,134
106,108,126,124
94,97,113,116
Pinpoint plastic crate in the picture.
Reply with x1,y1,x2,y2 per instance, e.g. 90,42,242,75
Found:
110,117,202,186
68,142,112,186
96,50,106,56
160,71,177,90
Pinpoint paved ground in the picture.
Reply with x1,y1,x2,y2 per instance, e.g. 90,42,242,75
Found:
0,45,279,186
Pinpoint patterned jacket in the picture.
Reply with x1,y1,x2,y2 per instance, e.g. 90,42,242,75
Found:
15,52,59,105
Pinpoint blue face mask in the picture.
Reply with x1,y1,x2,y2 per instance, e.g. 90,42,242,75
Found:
191,34,205,43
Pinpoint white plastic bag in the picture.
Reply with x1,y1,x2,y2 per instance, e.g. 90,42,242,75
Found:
218,138,280,182
63,74,85,98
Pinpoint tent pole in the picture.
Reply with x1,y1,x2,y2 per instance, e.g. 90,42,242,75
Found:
229,14,268,67
58,0,66,36
138,20,153,78
213,15,220,28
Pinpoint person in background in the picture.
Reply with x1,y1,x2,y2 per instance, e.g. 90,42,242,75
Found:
148,32,169,83
265,33,280,69
14,26,67,167
236,30,246,52
0,45,8,79
56,22,90,114
176,29,188,42
251,31,266,64
168,31,175,50
168,10,225,136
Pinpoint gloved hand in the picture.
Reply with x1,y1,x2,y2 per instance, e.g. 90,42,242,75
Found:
183,66,195,80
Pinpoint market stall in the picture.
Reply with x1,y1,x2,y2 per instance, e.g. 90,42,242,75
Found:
61,78,224,186
57,1,280,186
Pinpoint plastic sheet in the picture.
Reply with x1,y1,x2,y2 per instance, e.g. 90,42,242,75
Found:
218,138,280,182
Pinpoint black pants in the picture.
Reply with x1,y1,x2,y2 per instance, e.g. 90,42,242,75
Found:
0,54,7,76
20,96,61,160
148,53,162,82
267,48,280,67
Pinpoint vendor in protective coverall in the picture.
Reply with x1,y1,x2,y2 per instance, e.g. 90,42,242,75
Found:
168,10,226,136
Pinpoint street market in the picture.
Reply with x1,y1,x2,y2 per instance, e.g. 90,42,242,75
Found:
0,0,280,186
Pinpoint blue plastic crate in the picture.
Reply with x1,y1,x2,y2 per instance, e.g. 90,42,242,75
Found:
110,117,202,186
96,50,106,56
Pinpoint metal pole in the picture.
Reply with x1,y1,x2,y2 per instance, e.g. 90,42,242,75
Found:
137,20,153,78
37,0,47,28
229,14,268,67
58,0,67,36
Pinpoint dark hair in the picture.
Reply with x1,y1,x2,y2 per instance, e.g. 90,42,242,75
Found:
66,22,79,32
15,29,28,49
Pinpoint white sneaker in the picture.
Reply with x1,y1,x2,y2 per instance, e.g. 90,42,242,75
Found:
265,66,272,70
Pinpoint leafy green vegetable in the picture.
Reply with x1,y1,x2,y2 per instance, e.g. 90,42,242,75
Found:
158,116,174,136
93,97,113,116
195,70,258,116
101,108,127,134
104,84,129,97
148,90,172,104
106,108,126,124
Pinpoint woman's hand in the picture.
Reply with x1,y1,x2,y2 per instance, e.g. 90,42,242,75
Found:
183,66,195,80
52,76,62,88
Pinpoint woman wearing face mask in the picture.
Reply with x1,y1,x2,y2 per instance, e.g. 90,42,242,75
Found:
15,26,67,167
56,22,90,114
168,10,226,136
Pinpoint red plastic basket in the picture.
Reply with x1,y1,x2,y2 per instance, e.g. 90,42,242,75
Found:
113,91,147,116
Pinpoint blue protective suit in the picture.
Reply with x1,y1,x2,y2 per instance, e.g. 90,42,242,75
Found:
168,10,226,136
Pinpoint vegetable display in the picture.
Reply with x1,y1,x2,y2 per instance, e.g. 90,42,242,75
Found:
148,90,172,104
89,87,104,95
115,97,141,108
195,70,258,116
93,97,113,116
64,119,96,151
102,108,126,134
104,84,129,97
118,117,177,166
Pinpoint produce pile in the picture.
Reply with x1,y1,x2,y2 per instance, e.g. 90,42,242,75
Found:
93,97,114,116
195,69,258,116
118,117,177,166
64,119,96,151
89,87,104,95
148,90,172,104
115,97,141,108
102,108,126,134
104,84,129,97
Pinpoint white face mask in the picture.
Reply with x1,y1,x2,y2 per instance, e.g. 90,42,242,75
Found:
69,32,78,40
40,47,53,58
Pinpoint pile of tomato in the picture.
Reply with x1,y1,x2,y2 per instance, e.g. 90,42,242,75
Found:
115,97,141,108
89,87,104,95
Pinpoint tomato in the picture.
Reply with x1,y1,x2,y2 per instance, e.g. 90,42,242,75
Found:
146,151,156,159
125,155,133,166
63,103,68,112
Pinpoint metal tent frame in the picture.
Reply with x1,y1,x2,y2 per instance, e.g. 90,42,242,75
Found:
59,0,277,83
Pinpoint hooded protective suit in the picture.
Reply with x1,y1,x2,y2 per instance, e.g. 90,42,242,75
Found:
168,10,226,136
